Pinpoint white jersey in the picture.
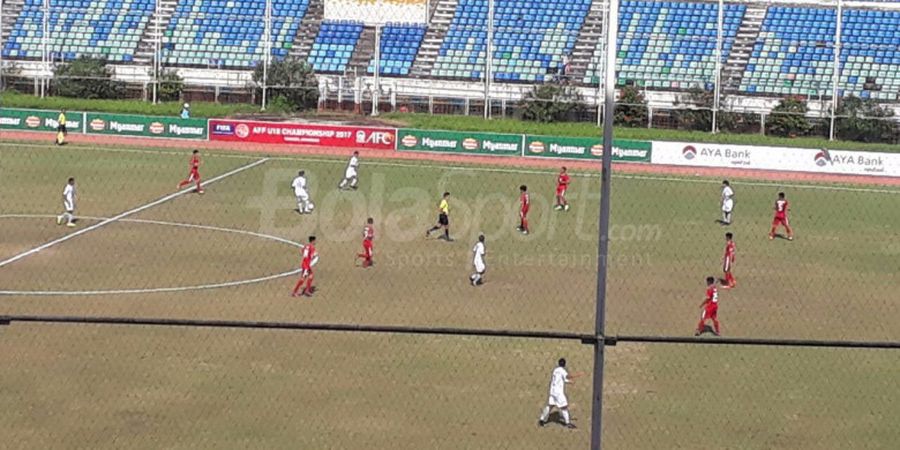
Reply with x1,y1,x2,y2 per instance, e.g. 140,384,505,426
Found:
721,186,734,203
473,241,485,268
63,184,76,210
347,155,359,171
292,176,308,196
549,366,569,397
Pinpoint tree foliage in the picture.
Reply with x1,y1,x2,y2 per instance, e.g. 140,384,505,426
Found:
521,82,586,123
252,57,319,112
673,88,759,133
766,96,812,137
614,86,648,128
53,56,125,99
157,70,184,102
834,96,897,144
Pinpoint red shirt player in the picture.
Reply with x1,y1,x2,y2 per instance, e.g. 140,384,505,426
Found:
177,149,203,194
721,232,736,289
518,185,530,235
357,218,375,268
695,276,721,336
769,192,794,241
292,236,318,297
555,167,570,211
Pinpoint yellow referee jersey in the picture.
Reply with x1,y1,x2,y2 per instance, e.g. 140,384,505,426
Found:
439,199,449,215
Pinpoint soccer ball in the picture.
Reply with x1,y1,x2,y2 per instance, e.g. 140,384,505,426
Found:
306,202,315,213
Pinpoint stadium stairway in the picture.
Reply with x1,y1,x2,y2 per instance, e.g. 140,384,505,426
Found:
291,0,324,60
721,3,766,92
568,0,605,84
132,0,178,65
345,25,376,76
410,0,458,77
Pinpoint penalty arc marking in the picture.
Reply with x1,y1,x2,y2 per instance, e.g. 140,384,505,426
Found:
0,214,301,296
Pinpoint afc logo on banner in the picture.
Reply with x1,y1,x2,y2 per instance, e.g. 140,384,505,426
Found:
356,130,393,146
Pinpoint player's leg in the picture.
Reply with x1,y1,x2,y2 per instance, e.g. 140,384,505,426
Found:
726,271,736,288
711,311,721,335
696,310,708,335
784,219,794,240
194,172,203,194
538,404,552,425
769,218,779,239
560,407,574,428
304,271,315,294
522,213,529,234
291,273,306,296
349,174,358,189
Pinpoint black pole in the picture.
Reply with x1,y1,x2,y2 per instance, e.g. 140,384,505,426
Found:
590,0,618,448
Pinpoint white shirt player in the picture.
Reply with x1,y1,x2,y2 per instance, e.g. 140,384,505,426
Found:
292,175,308,198
63,183,76,212
721,185,734,213
345,154,359,178
548,366,570,407
473,240,486,273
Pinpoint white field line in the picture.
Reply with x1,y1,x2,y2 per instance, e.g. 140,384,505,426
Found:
0,158,270,269
2,141,900,195
0,214,300,295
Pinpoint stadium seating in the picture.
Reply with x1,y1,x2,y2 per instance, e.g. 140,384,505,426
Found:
308,21,364,73
584,1,745,89
740,7,900,100
2,0,154,62
431,0,591,82
366,24,426,76
162,0,308,68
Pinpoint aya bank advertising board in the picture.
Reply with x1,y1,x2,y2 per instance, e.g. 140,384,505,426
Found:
209,120,396,150
652,141,900,177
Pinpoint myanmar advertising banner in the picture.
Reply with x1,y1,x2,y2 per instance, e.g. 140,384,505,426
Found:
397,129,522,156
651,141,900,177
0,108,84,133
524,135,652,163
209,119,396,150
85,113,207,139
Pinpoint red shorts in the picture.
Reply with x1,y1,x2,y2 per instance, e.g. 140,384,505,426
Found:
556,185,567,196
362,240,373,256
702,305,718,320
520,208,529,218
723,260,732,273
772,216,788,227
301,265,313,277
188,169,200,181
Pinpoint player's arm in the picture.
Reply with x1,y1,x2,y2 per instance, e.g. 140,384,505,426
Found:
566,371,587,383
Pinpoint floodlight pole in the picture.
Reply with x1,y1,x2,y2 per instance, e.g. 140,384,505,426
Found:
0,0,5,92
152,0,161,103
372,24,381,116
597,0,610,127
262,0,272,111
712,0,724,133
590,0,617,448
828,0,842,141
484,0,493,119
41,0,49,97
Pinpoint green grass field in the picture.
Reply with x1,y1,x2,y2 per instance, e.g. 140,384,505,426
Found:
1,139,899,448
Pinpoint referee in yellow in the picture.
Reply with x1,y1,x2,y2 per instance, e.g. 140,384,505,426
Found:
56,109,67,146
426,191,452,241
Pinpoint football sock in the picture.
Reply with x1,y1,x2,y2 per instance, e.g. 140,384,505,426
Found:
339,179,347,188
292,278,305,294
523,218,529,231
443,229,449,239
713,319,720,334
350,178,357,188
539,406,551,422
305,276,314,292
427,226,439,233
696,320,705,333
560,409,571,425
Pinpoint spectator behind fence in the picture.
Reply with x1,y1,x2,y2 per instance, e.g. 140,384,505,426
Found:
181,103,191,119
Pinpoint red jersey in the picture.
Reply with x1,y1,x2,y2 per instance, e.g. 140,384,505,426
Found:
557,172,570,189
190,155,201,171
774,199,789,219
704,285,719,307
723,241,735,271
301,243,317,269
363,225,374,242
520,192,530,212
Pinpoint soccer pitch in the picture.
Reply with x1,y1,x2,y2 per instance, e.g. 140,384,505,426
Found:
1,140,899,449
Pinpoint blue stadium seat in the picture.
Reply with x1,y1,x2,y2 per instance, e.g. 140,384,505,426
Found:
308,21,364,73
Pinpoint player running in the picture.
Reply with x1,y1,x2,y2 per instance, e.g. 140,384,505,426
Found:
177,149,204,194
538,358,584,429
720,180,734,225
554,167,570,211
695,276,721,336
517,185,530,235
292,236,319,297
292,170,313,214
56,109,67,146
769,192,794,240
56,177,77,227
469,234,486,286
338,151,360,190
721,232,736,289
425,192,452,241
357,217,375,268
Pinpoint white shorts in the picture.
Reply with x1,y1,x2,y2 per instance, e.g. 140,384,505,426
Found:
295,191,309,202
64,200,75,212
722,199,734,213
345,168,357,179
548,393,568,408
474,259,485,273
